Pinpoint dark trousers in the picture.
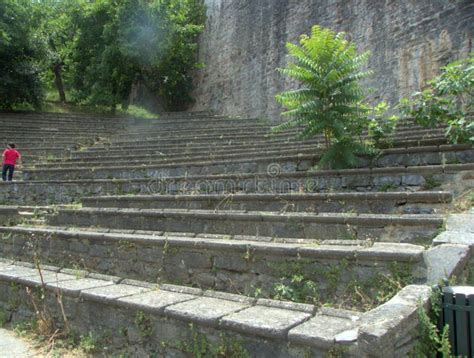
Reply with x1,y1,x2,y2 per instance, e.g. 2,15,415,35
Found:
2,164,15,181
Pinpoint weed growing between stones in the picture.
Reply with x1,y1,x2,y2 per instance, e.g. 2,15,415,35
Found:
135,310,154,339
0,307,8,327
78,331,102,354
378,183,397,192
268,259,414,311
177,323,250,358
273,274,320,304
24,259,71,350
340,262,413,311
453,189,474,213
423,175,442,190
411,286,451,357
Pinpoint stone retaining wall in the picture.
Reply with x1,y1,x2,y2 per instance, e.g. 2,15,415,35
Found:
0,227,426,303
1,165,471,205
192,0,473,121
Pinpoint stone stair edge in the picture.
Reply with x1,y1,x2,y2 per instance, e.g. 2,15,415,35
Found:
0,226,426,261
50,206,446,226
3,162,472,185
81,191,453,203
34,143,472,166
22,146,473,173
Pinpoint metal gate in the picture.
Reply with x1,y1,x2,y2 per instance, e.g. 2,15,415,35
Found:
439,286,474,357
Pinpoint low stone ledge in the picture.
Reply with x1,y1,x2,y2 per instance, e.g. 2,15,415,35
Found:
203,290,256,305
357,285,431,356
445,213,474,233
433,231,474,246
45,277,115,298
424,244,471,284
256,298,316,314
0,245,464,355
16,272,78,286
116,289,197,314
220,305,312,340
79,284,151,304
163,297,249,328
159,284,203,296
288,314,358,349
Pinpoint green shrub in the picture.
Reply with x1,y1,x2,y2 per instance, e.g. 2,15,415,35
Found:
274,25,373,169
366,102,400,148
400,55,473,144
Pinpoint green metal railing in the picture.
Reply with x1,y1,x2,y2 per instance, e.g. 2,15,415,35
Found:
439,286,474,357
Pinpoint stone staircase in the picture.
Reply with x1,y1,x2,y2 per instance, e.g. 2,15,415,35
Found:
0,111,472,357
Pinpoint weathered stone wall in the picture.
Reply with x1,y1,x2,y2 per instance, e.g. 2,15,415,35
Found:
192,0,473,121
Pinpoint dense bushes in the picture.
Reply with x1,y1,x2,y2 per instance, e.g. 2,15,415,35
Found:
401,55,473,145
0,0,44,110
0,0,205,112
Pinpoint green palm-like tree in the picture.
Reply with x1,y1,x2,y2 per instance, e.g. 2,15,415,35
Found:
275,25,373,169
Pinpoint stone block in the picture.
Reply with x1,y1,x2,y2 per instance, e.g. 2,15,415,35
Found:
164,297,248,327
117,289,196,314
220,305,311,339
288,314,358,348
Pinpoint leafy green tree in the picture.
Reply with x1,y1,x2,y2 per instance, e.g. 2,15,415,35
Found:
31,0,86,103
400,55,473,144
147,0,206,109
0,0,44,110
274,25,373,169
70,0,138,112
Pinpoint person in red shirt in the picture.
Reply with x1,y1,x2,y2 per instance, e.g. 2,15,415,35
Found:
2,143,21,182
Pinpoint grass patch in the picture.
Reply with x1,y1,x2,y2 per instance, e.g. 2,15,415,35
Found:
10,100,159,120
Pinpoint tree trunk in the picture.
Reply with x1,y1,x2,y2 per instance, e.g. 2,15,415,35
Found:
52,63,66,103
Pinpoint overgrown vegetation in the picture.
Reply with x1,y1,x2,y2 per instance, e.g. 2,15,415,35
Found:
0,0,44,110
401,55,473,145
276,25,472,169
269,259,413,311
0,0,206,112
177,324,250,358
412,287,451,357
274,25,376,169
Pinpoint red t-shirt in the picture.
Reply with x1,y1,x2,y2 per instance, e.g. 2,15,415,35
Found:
2,149,21,165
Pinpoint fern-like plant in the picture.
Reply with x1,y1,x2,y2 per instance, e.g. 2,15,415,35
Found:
274,25,373,169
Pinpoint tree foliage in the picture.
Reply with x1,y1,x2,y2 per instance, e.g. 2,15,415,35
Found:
400,55,473,144
0,0,44,110
70,0,205,112
0,0,206,112
274,25,373,169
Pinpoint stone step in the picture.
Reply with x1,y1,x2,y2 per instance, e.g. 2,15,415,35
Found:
90,128,446,149
107,123,437,143
0,258,433,356
0,124,117,132
30,144,473,170
82,191,453,215
109,123,444,141
0,225,427,303
49,137,454,164
22,145,474,181
70,136,448,159
3,163,472,205
46,207,444,243
2,139,99,149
